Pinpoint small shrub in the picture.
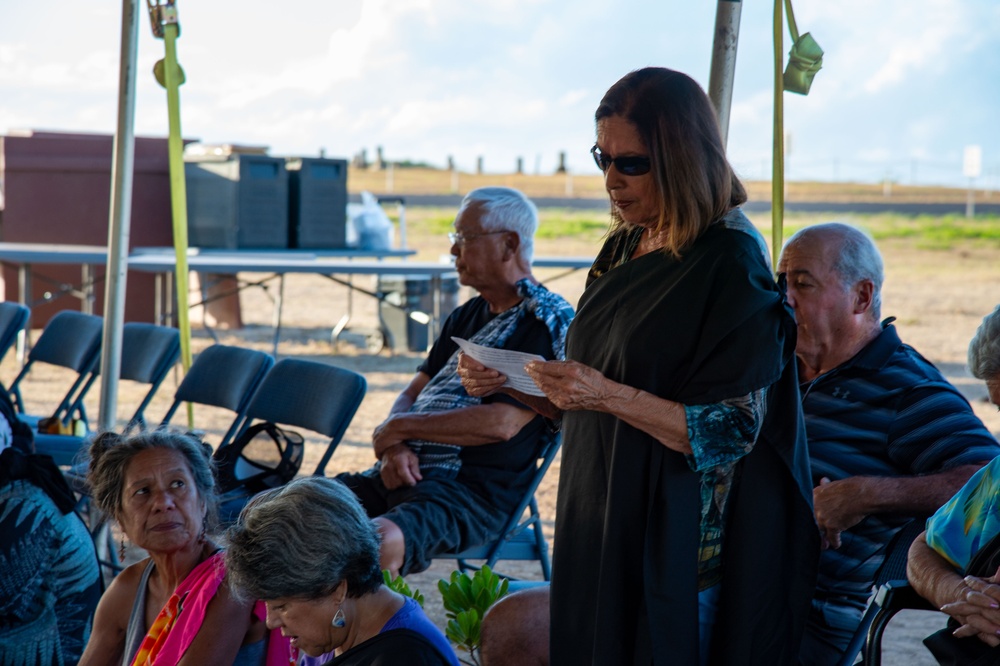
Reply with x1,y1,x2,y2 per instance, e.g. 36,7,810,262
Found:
438,566,510,665
382,570,424,607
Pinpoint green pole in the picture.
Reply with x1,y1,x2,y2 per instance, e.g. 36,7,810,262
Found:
772,0,784,272
156,7,194,426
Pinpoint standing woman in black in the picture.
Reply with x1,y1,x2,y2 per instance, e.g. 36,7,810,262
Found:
462,67,818,665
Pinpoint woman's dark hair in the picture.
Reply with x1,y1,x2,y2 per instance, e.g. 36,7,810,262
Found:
225,476,383,601
596,67,747,257
87,429,219,532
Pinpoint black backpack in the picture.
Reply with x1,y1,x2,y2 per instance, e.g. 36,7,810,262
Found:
213,422,304,497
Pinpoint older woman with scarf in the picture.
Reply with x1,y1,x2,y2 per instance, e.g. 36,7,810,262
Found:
460,67,818,665
78,430,289,666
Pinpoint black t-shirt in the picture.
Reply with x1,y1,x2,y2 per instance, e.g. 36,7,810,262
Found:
416,296,555,506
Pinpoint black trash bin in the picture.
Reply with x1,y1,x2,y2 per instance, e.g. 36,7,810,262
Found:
378,273,459,352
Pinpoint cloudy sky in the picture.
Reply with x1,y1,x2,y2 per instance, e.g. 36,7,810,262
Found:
2,0,998,187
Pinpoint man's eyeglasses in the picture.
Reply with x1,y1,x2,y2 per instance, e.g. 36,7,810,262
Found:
591,144,651,176
448,230,508,246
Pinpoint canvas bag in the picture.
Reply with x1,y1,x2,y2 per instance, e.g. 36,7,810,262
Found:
213,422,304,497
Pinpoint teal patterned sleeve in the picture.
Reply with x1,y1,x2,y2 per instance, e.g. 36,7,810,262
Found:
925,456,1000,572
683,388,768,473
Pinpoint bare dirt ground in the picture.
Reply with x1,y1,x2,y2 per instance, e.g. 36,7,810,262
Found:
6,218,997,664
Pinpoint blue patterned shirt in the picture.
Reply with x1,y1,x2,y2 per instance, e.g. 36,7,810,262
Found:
926,455,1000,571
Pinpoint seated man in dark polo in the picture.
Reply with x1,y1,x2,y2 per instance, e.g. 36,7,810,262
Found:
777,222,1000,666
335,186,574,577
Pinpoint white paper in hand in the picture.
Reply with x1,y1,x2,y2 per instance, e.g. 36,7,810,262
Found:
452,337,546,396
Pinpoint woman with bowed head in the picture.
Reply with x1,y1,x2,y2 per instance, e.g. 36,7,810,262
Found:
460,67,818,665
78,430,288,666
225,476,459,666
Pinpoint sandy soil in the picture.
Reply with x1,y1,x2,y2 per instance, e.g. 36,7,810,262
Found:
7,229,998,664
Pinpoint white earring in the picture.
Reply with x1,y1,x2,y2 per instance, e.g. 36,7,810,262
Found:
331,608,346,628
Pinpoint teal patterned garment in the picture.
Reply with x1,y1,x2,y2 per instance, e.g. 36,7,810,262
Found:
926,455,1000,571
0,473,102,665
684,387,769,589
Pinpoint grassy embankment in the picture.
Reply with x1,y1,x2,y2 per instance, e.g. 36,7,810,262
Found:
348,166,1000,254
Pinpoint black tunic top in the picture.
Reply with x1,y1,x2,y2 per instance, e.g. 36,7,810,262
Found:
550,216,819,665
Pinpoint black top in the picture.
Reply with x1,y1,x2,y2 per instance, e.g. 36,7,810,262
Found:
326,628,456,665
550,218,819,665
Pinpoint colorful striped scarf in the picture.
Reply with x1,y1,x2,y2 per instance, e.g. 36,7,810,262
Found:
130,551,292,665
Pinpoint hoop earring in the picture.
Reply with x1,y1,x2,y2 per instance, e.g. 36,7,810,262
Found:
331,608,346,628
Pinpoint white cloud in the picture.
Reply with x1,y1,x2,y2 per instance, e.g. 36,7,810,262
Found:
1,0,998,185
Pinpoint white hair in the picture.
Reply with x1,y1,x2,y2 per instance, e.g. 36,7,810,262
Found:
969,305,1000,381
784,222,884,320
459,187,538,262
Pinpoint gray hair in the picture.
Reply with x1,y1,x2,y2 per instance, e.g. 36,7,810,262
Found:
785,222,884,320
969,305,1000,381
225,476,382,601
459,187,538,262
87,429,219,532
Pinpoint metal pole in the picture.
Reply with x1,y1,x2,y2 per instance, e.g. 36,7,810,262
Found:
707,0,743,149
98,0,140,431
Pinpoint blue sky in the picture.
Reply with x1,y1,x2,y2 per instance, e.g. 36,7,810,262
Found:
2,0,998,187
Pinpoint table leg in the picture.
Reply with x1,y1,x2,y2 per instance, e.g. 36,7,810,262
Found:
81,265,94,315
16,264,32,365
154,273,163,325
272,274,285,356
429,274,442,352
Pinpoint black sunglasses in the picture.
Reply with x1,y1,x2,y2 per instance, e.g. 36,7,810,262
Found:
590,144,651,176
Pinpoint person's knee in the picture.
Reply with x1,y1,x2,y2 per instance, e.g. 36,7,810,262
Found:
374,517,406,577
480,585,551,666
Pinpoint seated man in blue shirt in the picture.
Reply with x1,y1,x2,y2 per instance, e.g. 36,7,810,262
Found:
335,187,574,577
777,222,1000,666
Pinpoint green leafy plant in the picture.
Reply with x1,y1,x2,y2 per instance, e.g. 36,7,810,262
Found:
382,570,424,607
438,566,510,665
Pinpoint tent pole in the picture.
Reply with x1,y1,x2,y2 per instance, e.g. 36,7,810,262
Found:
707,0,743,149
98,0,140,431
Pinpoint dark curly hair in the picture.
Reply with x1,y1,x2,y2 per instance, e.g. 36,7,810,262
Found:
87,429,219,532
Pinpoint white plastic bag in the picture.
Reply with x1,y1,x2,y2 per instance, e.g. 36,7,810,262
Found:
349,191,395,250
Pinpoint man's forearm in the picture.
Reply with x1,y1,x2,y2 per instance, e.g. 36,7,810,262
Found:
388,403,534,448
854,464,987,515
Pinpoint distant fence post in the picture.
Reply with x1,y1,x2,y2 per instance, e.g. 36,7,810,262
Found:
556,151,567,174
476,156,483,175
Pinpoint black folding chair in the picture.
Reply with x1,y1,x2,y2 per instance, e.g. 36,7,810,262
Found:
437,431,562,581
0,302,30,391
159,344,274,448
35,323,181,466
230,357,367,477
7,310,103,430
836,518,936,666
214,358,366,524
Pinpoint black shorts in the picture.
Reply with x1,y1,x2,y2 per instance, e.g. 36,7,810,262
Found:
336,468,509,575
